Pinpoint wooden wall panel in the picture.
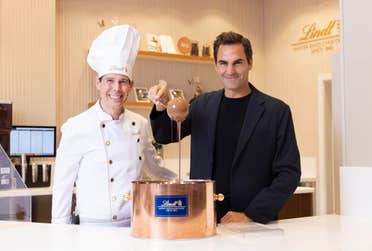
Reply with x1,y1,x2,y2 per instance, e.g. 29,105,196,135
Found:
0,0,56,126
56,0,265,128
263,0,339,157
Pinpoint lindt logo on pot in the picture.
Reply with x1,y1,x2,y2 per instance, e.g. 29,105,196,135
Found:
155,195,188,217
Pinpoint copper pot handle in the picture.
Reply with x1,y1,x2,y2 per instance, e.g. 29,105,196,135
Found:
213,193,224,202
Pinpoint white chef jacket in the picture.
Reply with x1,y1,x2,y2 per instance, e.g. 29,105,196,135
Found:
52,101,175,227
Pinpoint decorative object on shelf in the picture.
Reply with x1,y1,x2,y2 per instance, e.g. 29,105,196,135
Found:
202,43,211,57
111,16,120,26
97,19,105,28
146,34,160,52
177,37,192,55
134,87,150,103
188,76,204,103
210,44,214,59
191,41,199,56
169,89,185,100
137,50,214,63
96,17,125,28
159,35,176,54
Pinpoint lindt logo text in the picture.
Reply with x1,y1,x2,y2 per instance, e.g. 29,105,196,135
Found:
299,20,339,41
292,19,340,54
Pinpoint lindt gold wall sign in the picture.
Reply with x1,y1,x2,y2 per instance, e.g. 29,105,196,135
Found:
291,19,340,54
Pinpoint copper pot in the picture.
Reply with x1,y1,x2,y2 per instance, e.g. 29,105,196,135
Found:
130,180,224,239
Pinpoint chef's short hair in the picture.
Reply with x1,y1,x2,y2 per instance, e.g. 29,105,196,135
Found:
213,31,252,64
98,75,131,82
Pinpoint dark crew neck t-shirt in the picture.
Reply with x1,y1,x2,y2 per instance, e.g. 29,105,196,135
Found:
213,92,251,221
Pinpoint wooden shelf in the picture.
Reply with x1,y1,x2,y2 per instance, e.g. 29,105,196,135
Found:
137,50,214,64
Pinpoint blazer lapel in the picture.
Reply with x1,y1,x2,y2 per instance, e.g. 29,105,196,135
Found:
232,87,265,167
206,90,223,172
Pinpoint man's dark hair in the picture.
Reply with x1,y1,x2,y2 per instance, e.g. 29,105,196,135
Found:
213,31,252,64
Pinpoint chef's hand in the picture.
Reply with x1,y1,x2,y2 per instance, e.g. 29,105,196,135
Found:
220,211,253,224
148,80,169,112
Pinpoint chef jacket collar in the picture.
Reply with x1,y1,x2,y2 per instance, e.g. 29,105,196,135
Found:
94,100,126,122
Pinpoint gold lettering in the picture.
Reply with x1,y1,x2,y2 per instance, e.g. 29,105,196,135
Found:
323,20,336,36
293,19,340,54
300,23,317,40
299,20,338,41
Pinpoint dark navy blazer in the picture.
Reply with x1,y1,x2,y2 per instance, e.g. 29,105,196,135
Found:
150,84,301,223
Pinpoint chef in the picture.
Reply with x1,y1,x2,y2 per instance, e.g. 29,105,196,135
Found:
52,25,175,227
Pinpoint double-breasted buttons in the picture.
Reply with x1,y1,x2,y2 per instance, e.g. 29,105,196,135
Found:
108,160,113,165
112,215,117,220
110,178,114,182
101,123,106,128
105,140,110,146
123,193,131,201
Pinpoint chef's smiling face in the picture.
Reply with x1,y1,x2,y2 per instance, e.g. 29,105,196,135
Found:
96,73,133,113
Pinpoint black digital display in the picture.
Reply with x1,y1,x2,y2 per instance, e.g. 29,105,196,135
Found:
10,126,56,157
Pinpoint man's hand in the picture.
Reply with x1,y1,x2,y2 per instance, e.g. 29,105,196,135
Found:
148,80,169,111
220,211,253,224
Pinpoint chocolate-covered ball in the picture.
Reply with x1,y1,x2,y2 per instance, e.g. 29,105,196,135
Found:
166,98,189,122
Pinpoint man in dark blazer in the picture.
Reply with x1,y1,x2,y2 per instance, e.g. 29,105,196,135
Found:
149,31,301,224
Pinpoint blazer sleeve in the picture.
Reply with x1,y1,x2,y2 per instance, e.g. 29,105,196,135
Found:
244,105,301,223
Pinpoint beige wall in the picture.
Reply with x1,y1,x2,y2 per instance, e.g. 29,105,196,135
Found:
341,0,372,166
263,0,339,157
338,0,372,217
0,0,340,160
0,0,56,125
56,0,265,129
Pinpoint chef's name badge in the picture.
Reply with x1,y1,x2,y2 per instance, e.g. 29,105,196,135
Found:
155,195,188,217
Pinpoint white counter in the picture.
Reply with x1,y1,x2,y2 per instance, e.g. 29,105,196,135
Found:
0,186,314,198
0,215,371,251
0,187,52,197
294,186,314,194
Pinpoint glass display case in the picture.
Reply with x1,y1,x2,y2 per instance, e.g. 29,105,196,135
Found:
0,144,31,222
